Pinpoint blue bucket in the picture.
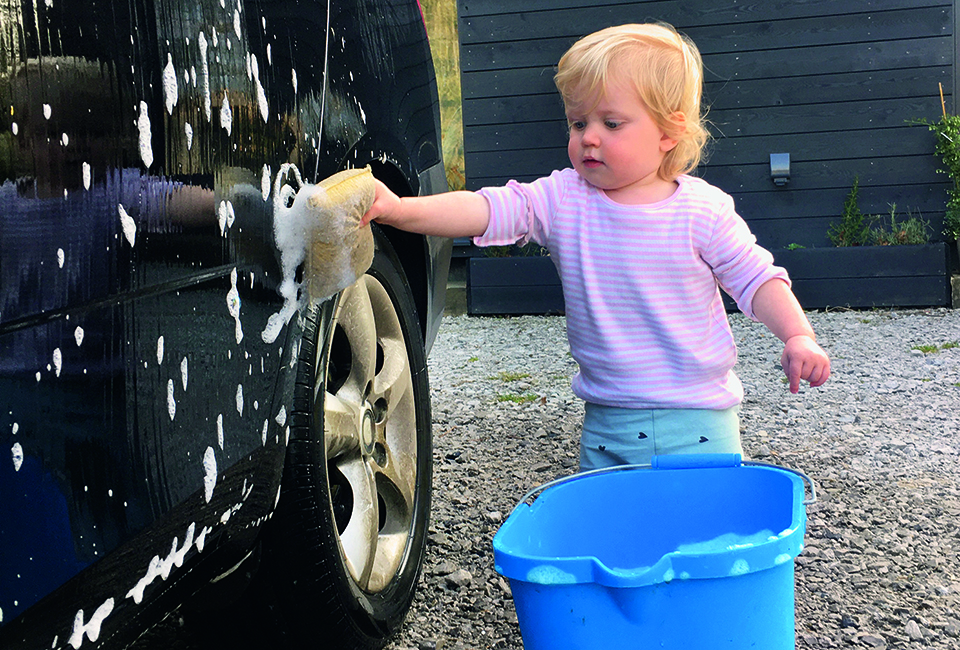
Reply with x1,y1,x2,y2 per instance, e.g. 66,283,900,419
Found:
493,454,813,650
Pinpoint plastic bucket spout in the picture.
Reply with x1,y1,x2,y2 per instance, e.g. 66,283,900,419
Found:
492,454,810,650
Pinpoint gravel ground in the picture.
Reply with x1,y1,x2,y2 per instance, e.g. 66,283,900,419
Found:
387,308,960,650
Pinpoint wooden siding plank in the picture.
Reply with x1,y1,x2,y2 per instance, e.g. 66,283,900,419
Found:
704,69,953,112
465,93,943,135
461,3,952,48
461,33,953,76
462,63,953,103
464,124,939,165
465,148,943,192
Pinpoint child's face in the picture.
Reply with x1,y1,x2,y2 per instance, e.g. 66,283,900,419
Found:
565,78,678,203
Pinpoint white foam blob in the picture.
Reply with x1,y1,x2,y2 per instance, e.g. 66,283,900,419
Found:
11,443,23,472
118,204,136,246
137,101,153,168
166,379,176,420
67,598,114,649
162,53,179,115
202,448,217,503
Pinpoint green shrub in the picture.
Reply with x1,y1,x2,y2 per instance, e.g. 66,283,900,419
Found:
918,108,960,240
828,177,873,246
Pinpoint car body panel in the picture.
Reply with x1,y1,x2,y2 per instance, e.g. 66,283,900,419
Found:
0,0,447,646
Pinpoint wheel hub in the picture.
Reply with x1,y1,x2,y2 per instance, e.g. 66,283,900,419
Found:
360,405,376,454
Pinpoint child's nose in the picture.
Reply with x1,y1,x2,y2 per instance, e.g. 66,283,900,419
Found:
580,123,601,146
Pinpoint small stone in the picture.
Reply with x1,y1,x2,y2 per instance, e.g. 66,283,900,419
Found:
905,620,923,641
841,614,858,629
859,633,887,648
484,510,503,524
431,560,458,575
444,569,472,589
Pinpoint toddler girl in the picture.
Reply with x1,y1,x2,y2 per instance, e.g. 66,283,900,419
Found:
363,22,830,470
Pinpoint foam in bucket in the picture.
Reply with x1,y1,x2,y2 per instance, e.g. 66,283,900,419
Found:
493,455,807,650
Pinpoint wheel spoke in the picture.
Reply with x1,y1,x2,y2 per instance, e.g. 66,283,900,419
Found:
372,336,412,407
375,397,417,509
335,455,380,589
336,279,379,402
322,393,362,459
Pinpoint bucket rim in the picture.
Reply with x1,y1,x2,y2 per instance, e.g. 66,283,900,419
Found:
493,458,808,588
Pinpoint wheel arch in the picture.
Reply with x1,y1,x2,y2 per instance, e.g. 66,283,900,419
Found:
353,151,432,345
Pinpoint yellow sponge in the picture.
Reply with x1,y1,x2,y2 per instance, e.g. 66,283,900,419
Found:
303,166,376,303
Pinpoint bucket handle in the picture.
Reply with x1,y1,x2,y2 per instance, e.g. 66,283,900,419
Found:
515,454,816,512
742,460,817,505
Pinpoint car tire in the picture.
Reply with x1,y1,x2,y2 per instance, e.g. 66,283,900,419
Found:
264,228,432,649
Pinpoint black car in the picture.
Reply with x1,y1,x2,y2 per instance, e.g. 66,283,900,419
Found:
0,0,450,648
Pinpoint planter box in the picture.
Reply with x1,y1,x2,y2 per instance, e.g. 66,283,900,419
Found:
769,243,951,310
468,256,563,315
468,243,951,315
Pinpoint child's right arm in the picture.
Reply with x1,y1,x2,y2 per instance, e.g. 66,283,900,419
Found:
361,179,491,239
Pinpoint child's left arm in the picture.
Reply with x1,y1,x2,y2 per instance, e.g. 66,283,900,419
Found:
751,278,831,394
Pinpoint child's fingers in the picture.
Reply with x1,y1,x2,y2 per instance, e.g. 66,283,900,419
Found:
806,361,830,387
784,357,802,394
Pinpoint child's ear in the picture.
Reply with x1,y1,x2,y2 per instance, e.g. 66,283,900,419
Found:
660,112,686,152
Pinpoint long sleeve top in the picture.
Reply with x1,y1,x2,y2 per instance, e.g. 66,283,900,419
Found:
475,169,790,409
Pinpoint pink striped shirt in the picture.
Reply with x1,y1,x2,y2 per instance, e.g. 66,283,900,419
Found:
475,169,790,409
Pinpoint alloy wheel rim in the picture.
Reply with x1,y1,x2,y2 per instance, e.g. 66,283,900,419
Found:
314,274,419,593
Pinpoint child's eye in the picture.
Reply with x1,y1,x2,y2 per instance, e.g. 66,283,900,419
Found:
568,121,586,131
604,120,621,129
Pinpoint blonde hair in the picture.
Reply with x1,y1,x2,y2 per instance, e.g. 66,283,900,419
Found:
554,23,708,181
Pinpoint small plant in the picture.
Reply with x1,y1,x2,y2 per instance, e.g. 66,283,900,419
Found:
490,371,531,382
912,341,959,354
828,177,873,246
871,204,931,245
785,243,806,250
917,86,960,240
496,393,540,404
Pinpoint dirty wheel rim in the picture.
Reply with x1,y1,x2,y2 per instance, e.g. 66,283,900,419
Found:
314,274,418,593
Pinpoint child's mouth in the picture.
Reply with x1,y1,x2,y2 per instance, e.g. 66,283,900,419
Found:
582,158,603,169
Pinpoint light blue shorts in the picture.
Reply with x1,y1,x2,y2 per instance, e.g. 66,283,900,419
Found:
579,403,743,471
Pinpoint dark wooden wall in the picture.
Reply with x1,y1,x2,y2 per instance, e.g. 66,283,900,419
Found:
458,0,957,250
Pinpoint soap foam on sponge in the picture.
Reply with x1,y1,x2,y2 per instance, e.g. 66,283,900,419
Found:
262,165,376,344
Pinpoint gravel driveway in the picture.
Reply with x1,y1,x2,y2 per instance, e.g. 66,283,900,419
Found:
388,308,960,650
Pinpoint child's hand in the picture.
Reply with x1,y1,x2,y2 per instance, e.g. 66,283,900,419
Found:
781,335,830,394
360,179,402,227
